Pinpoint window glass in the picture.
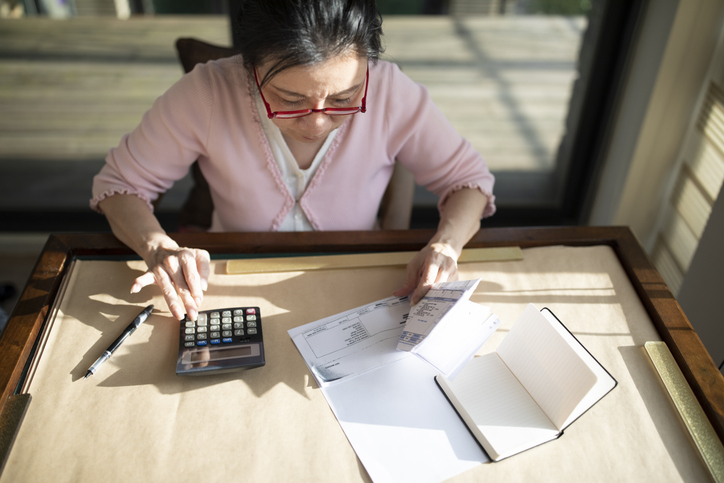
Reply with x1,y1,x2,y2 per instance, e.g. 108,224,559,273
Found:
377,0,632,226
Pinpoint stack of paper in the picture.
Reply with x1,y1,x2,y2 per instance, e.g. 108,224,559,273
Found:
396,279,501,379
289,279,500,483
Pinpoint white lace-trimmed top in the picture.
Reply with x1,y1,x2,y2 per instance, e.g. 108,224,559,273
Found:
254,92,339,231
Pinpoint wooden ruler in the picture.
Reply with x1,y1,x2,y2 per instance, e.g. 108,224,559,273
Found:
645,341,724,482
226,246,523,274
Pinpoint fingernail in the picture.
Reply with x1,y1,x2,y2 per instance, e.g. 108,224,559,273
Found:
201,279,208,291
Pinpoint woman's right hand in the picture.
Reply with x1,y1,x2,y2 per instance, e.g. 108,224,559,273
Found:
132,244,211,321
96,194,211,322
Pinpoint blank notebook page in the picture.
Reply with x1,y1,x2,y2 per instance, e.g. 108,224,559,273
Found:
497,304,597,429
448,354,559,454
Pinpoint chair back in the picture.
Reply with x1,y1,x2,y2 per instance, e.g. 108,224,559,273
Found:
176,38,238,74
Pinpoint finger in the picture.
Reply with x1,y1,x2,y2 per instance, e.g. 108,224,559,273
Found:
393,264,418,297
393,256,423,298
411,280,434,306
131,272,156,293
178,249,203,307
442,261,459,283
411,260,440,305
196,249,211,291
153,266,185,320
164,255,198,321
436,255,458,284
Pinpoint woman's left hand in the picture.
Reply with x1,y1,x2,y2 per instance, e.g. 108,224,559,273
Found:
393,241,460,305
392,188,489,305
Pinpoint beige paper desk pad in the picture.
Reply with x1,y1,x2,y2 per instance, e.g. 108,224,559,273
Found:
1,246,712,482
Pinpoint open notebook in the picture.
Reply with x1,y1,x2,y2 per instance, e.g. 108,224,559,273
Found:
435,304,617,461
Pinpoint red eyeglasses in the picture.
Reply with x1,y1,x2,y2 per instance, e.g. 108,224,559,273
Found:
254,65,369,119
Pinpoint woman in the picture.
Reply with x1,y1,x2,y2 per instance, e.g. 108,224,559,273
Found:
91,0,495,321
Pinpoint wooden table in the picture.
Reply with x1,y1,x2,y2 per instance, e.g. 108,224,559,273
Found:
1,227,722,481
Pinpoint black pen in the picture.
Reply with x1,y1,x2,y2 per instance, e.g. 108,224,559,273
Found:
84,304,154,380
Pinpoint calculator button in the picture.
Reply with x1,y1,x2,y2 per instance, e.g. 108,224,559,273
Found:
197,333,207,340
248,328,257,335
185,328,195,335
246,321,257,328
233,316,243,323
246,308,256,315
197,318,208,326
210,312,220,319
222,324,232,330
222,317,231,324
185,334,195,341
184,341,195,347
185,321,195,328
197,326,207,333
197,313,207,322
234,329,244,336
210,331,221,338
222,310,232,317
210,339,221,345
233,309,243,315
222,337,233,343
196,340,207,346
222,330,232,337
210,324,220,331
233,322,244,329
246,315,257,321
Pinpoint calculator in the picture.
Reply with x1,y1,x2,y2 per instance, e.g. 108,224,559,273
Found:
176,307,265,376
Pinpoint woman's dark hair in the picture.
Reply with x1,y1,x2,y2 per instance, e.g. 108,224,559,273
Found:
236,0,384,86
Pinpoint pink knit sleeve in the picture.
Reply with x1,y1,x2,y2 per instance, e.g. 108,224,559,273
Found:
90,63,214,213
383,63,496,218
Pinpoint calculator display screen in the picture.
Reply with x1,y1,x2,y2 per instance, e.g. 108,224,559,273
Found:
190,345,253,363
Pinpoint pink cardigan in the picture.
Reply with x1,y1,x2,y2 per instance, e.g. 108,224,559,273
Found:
91,58,496,232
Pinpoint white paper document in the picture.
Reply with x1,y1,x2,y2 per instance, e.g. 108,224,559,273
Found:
414,300,501,380
323,355,488,483
289,296,411,387
289,281,500,483
397,279,482,352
